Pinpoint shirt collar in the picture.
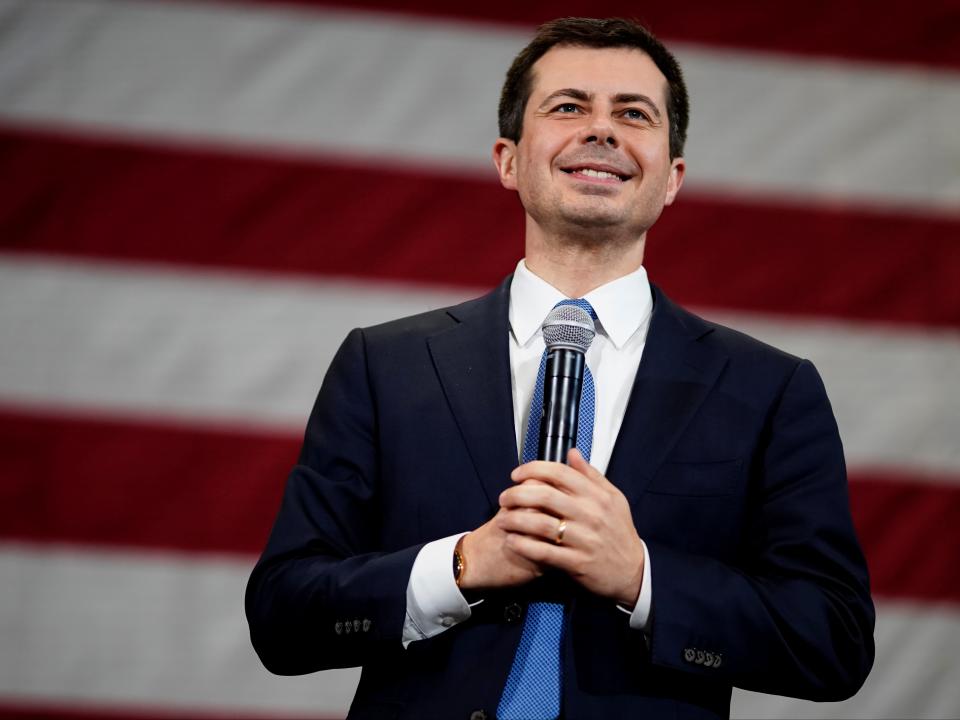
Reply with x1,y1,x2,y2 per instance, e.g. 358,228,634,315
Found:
509,259,653,350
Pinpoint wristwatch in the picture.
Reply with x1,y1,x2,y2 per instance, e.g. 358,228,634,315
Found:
453,536,466,587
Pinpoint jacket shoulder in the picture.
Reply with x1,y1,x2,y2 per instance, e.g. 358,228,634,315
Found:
359,277,510,347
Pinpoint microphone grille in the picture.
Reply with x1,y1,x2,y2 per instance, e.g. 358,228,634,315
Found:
542,304,596,353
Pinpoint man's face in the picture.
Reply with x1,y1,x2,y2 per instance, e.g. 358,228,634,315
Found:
494,45,685,241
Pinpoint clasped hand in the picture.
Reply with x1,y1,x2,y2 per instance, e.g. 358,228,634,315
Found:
459,448,644,607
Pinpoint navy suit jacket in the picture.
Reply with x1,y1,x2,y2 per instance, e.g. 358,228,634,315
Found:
246,277,874,719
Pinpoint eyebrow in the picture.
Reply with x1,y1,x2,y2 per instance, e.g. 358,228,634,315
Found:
538,88,663,120
613,93,662,120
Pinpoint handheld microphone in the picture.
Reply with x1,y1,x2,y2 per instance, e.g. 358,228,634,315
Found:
537,304,596,463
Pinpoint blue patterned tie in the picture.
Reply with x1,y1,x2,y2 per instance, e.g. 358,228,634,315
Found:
497,299,596,720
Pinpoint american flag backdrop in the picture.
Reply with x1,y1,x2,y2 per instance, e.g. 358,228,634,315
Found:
0,1,958,718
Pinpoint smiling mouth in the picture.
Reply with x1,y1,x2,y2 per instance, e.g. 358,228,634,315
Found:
561,166,631,182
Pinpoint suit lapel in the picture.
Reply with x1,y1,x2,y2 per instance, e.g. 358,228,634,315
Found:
427,276,519,512
426,279,728,510
606,286,729,497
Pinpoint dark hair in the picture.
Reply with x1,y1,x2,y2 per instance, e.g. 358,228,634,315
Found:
498,17,689,160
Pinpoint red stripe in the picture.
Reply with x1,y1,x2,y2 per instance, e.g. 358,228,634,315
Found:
0,408,295,557
1,409,958,604
849,471,960,606
221,0,960,70
1,128,957,328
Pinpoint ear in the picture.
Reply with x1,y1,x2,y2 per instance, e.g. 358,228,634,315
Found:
492,138,518,191
664,156,685,206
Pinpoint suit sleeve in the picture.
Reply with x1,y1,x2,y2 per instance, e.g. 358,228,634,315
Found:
646,359,875,701
245,328,423,675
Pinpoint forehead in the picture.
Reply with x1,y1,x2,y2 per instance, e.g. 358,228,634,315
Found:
528,45,668,107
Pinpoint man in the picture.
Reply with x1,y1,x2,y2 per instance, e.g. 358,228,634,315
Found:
246,18,874,719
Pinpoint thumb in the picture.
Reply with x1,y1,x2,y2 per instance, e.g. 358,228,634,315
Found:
567,447,604,482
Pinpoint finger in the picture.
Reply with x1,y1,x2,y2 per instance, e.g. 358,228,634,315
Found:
511,459,592,495
497,509,573,545
499,484,577,518
504,532,580,572
567,448,607,484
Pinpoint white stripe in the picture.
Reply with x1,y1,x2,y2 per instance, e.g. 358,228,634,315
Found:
679,47,960,215
1,543,957,718
0,254,473,433
0,254,958,476
0,542,358,714
0,0,957,213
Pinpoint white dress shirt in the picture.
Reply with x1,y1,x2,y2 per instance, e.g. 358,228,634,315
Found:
403,259,654,646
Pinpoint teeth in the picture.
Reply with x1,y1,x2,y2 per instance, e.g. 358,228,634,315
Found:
576,168,621,180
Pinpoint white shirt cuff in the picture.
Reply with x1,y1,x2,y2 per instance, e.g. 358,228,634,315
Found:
616,540,652,632
402,532,475,647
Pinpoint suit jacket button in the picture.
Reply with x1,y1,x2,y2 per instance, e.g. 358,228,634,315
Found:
469,711,488,720
362,618,372,632
503,603,523,624
353,619,362,633
683,648,695,663
714,654,723,668
344,621,352,634
703,651,715,667
695,649,705,664
334,621,343,635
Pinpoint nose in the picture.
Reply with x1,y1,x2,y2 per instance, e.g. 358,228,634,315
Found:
582,115,618,148
585,134,617,147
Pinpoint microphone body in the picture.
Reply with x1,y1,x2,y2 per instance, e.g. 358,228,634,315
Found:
538,348,585,462
536,304,596,463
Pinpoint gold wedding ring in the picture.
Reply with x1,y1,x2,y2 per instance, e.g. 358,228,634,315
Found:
555,519,568,545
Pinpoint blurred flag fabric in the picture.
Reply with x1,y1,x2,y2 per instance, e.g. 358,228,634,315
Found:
0,1,958,718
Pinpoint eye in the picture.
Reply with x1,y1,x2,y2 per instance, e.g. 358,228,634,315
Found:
623,108,650,122
553,102,581,114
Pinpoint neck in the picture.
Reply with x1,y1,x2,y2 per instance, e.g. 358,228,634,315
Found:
523,222,646,297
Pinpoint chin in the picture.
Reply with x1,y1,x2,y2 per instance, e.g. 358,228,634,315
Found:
560,206,633,231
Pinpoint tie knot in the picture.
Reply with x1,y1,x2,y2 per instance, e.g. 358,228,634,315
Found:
555,298,598,320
